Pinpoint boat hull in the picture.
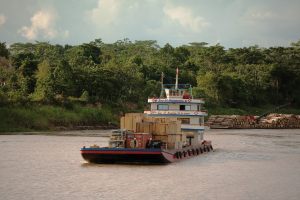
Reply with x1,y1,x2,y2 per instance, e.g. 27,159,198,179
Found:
81,141,212,164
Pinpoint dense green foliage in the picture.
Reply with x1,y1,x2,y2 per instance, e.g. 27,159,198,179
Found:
0,39,300,131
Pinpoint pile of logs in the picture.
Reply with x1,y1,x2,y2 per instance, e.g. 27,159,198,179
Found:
207,113,300,129
260,113,300,129
206,115,237,129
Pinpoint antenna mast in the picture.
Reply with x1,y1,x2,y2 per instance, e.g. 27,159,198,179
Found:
175,67,179,89
160,72,164,98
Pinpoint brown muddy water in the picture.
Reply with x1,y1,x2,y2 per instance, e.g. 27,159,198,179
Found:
0,129,300,200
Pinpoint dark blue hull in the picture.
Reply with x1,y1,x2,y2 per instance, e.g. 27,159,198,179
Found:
81,142,213,164
81,149,170,164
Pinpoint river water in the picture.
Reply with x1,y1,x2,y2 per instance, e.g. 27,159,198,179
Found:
1,129,300,200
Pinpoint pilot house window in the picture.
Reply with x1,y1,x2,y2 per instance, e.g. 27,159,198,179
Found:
180,105,191,110
157,104,169,110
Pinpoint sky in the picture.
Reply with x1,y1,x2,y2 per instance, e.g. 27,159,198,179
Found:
0,0,299,48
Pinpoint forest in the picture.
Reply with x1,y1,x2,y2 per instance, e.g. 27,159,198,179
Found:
0,39,300,131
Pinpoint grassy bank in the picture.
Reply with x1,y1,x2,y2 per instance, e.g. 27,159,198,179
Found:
0,104,118,132
1,104,299,133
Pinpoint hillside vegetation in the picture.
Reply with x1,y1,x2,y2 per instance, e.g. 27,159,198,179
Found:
0,39,300,131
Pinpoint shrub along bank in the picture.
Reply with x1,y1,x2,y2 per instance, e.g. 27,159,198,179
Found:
0,104,117,132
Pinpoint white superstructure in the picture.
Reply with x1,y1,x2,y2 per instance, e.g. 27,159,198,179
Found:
144,71,208,145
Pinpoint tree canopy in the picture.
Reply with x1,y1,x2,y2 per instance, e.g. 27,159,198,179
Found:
0,39,300,109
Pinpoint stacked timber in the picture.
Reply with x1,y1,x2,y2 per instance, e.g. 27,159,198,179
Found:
260,113,300,129
207,115,236,129
208,114,300,129
232,115,257,129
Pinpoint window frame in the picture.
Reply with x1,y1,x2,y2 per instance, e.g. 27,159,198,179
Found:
157,104,169,110
179,105,191,111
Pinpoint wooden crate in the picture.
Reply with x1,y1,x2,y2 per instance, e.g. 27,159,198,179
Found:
136,122,155,134
120,113,145,132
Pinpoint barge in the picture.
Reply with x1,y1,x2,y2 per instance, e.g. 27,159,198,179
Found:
81,69,213,164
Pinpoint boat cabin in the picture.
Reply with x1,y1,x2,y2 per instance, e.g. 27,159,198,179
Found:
144,74,207,146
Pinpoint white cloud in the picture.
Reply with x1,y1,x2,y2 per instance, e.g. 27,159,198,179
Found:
19,10,70,40
85,0,211,45
88,0,121,26
163,4,209,32
19,10,57,40
0,14,6,27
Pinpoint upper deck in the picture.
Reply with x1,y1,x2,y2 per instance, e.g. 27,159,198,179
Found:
148,84,205,104
145,84,207,117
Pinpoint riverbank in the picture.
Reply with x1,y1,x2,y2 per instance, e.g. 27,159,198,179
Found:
0,129,112,137
0,104,118,132
1,104,299,133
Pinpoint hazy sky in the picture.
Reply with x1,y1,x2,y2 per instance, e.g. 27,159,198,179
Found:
0,0,299,47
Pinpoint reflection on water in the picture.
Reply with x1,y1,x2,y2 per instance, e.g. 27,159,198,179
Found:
1,129,300,200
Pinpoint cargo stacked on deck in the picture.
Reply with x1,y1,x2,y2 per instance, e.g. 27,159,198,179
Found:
120,113,185,150
120,113,145,133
